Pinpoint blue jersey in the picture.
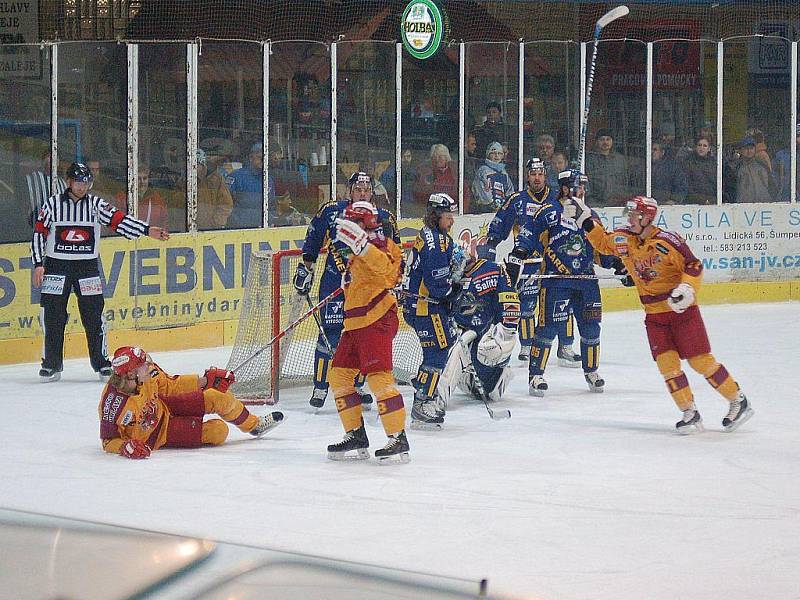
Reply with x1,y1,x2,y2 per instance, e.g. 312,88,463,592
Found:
302,199,399,295
453,259,520,337
516,198,614,288
486,185,558,248
405,225,456,317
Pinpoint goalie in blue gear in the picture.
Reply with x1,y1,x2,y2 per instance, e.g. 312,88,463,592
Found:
295,171,400,410
482,157,580,366
438,250,520,407
403,193,464,430
512,168,618,396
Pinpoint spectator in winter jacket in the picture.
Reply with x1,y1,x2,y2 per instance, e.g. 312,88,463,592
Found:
226,142,275,229
196,149,233,230
414,144,458,206
774,125,800,202
682,136,717,205
731,136,777,203
585,128,629,206
471,142,514,213
651,142,687,205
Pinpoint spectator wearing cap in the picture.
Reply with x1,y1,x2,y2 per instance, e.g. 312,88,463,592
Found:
731,136,777,203
774,124,800,201
585,128,629,206
226,142,276,229
471,141,515,213
195,149,233,230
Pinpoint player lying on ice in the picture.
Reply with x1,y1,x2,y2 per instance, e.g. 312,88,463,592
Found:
325,201,410,463
567,194,753,433
99,346,284,459
437,247,520,408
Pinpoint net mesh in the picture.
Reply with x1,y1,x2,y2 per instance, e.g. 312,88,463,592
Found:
45,1,800,44
227,249,422,403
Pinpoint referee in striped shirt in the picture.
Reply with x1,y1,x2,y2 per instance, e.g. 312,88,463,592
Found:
31,162,170,382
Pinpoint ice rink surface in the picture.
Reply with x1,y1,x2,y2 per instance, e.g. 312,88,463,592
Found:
2,302,798,600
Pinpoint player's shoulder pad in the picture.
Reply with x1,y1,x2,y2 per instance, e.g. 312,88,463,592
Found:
654,229,686,250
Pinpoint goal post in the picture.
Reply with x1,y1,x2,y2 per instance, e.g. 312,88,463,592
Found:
227,247,422,404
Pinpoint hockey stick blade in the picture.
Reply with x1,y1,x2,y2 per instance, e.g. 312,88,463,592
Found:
596,5,629,30
487,406,512,420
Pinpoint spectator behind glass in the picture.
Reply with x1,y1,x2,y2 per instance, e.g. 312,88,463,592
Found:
413,143,458,207
114,164,169,229
471,141,514,213
85,158,124,201
731,136,777,203
196,149,233,230
745,127,772,173
682,136,717,205
651,141,687,205
26,151,67,226
227,142,275,229
774,124,800,201
551,150,568,177
658,122,677,159
380,148,417,217
271,190,308,227
585,128,629,206
536,134,558,188
473,101,507,159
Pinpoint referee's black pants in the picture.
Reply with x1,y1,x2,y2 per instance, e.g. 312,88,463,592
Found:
41,258,109,372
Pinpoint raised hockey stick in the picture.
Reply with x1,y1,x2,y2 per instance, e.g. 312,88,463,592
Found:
461,331,511,421
231,287,344,376
578,5,630,171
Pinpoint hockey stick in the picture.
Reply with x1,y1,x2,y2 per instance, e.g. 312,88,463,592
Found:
528,273,629,280
231,287,344,375
393,288,441,305
461,331,511,421
305,294,335,356
578,5,630,171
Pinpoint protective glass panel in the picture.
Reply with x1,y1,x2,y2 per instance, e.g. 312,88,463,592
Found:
722,39,786,204
583,40,645,207
57,42,127,234
0,44,50,244
523,41,580,190
138,43,187,232
269,41,330,225
336,41,396,212
653,40,717,206
198,41,263,231
465,42,519,214
400,46,459,219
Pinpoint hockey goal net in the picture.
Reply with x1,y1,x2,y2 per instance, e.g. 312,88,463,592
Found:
226,247,422,403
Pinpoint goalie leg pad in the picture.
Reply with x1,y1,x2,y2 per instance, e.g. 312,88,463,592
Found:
439,331,475,406
488,366,513,402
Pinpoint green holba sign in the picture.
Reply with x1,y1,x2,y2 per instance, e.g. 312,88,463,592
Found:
401,0,448,60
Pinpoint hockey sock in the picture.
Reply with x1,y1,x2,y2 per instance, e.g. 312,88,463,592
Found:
656,351,694,411
529,338,552,376
687,354,740,401
204,389,258,432
580,337,600,372
366,371,405,435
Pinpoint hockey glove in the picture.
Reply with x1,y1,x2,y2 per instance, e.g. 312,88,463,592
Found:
568,196,592,228
476,323,517,367
335,218,369,256
505,247,527,288
203,367,235,393
293,263,314,296
119,439,151,459
611,257,635,287
476,242,496,261
668,282,695,314
441,282,463,312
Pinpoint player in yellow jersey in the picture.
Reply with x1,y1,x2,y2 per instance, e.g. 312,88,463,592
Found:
99,346,283,459
325,200,409,463
566,195,753,433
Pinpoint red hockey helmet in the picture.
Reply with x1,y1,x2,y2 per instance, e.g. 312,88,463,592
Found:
111,346,148,376
624,196,658,221
344,200,379,229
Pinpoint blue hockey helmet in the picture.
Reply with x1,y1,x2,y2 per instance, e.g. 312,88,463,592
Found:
558,168,588,192
525,157,547,174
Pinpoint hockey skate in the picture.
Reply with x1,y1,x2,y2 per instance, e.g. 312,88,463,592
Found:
98,366,113,382
356,386,374,411
584,371,604,393
410,397,444,430
374,430,410,464
250,411,285,437
557,345,581,368
518,346,530,361
529,375,547,397
327,424,370,460
39,367,61,383
309,387,327,410
675,405,704,434
722,392,753,432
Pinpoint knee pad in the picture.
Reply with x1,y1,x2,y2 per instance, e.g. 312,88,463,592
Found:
365,371,399,401
201,419,229,446
655,350,682,379
329,366,358,398
687,353,718,377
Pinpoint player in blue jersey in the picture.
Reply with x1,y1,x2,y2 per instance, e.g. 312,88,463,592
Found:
508,169,621,396
482,158,580,366
403,193,466,430
438,252,520,406
294,172,400,409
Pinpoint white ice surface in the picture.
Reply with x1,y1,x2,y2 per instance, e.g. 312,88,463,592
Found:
2,302,799,600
